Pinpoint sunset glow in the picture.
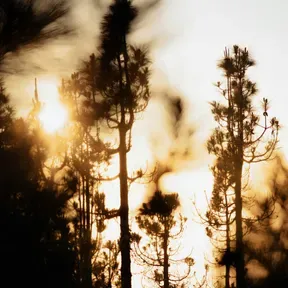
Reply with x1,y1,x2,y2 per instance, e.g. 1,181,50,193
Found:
29,79,69,133
38,101,68,133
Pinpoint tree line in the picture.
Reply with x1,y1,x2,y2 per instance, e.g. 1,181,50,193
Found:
0,1,286,288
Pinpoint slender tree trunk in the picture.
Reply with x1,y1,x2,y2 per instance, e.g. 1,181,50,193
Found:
118,10,132,285
83,175,92,288
235,95,245,287
225,263,230,288
163,222,169,288
235,76,246,288
225,193,231,288
119,126,132,288
79,177,84,285
235,163,245,288
108,248,112,288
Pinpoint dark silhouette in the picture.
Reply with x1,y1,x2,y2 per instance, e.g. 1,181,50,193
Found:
60,72,116,288
0,0,70,67
207,46,279,287
133,190,194,288
245,157,288,288
194,154,236,288
68,1,154,287
0,82,77,287
93,240,121,287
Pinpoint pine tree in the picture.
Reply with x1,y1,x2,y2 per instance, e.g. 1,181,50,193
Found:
60,72,116,288
97,2,154,284
245,157,288,288
61,1,160,285
93,240,121,287
133,190,194,288
0,78,13,146
208,46,279,287
0,0,70,66
71,1,153,286
194,154,235,288
0,82,78,287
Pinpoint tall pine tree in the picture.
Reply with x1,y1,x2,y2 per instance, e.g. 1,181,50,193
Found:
208,46,279,287
74,1,153,286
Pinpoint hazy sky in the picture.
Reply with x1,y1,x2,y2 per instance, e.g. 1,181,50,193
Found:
6,0,288,155
150,0,288,160
147,1,288,281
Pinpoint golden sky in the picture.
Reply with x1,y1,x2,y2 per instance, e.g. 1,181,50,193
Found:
5,0,288,161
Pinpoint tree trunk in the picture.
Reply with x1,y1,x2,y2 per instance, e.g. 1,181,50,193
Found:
163,222,169,288
119,126,132,288
235,161,245,288
235,75,246,288
225,193,231,288
225,263,230,288
83,175,92,288
108,248,112,288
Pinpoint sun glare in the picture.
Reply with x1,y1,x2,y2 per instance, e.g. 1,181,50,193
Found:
32,79,68,133
39,102,68,133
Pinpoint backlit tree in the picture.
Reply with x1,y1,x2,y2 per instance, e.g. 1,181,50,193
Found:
208,45,279,287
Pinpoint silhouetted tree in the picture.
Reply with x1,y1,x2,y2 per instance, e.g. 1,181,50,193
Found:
245,157,288,288
133,191,194,288
0,78,13,145
93,240,121,288
0,85,78,287
0,0,70,67
96,2,155,285
208,46,279,287
194,155,236,288
60,71,120,288
61,1,154,286
69,123,108,288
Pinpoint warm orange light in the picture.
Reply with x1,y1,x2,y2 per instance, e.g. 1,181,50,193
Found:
34,79,68,133
39,102,68,133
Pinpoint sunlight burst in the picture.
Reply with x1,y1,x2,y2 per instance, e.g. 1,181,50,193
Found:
35,80,68,133
39,102,68,133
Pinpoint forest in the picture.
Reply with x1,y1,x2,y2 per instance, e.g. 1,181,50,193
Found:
0,0,287,288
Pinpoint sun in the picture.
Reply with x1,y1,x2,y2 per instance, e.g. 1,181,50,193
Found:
39,102,68,133
35,79,68,133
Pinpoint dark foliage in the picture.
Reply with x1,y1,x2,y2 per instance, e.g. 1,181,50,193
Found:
246,158,288,288
140,190,180,217
0,86,77,287
134,190,193,288
100,0,137,67
0,0,70,64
